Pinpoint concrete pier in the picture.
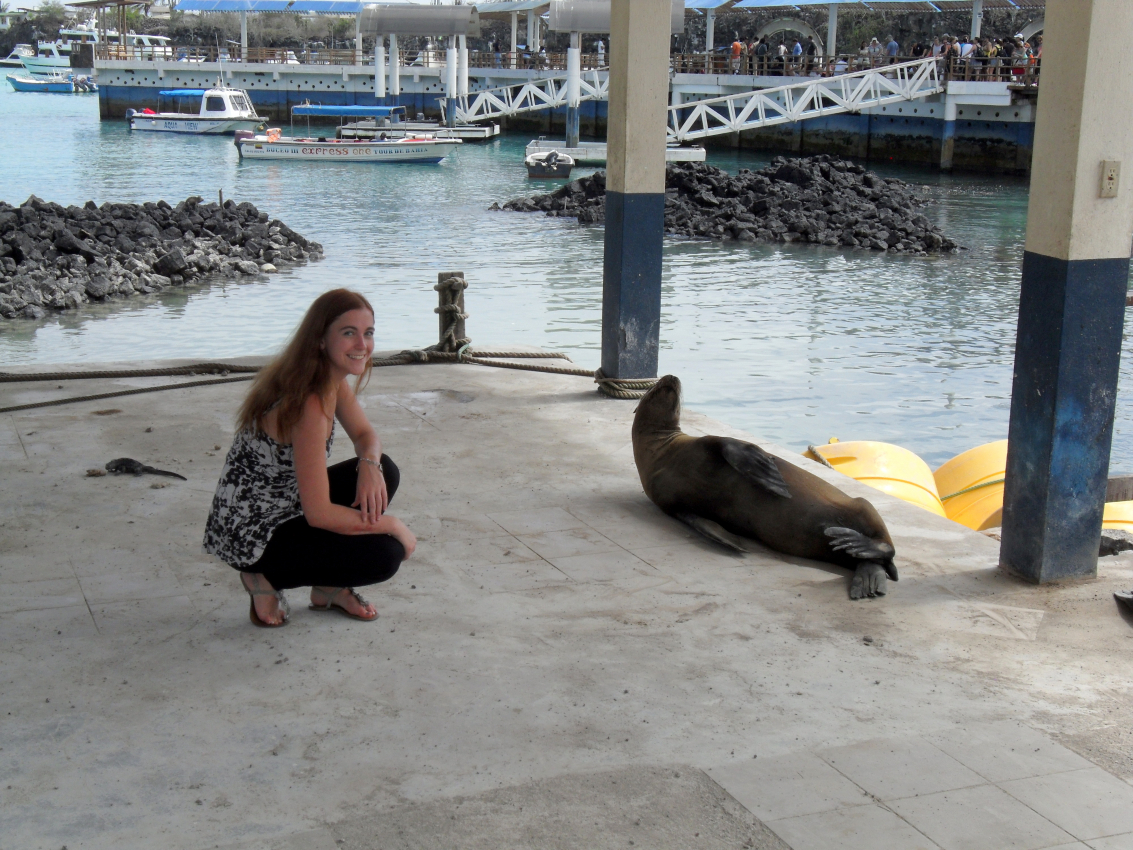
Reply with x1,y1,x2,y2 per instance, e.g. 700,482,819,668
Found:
96,60,1036,173
3,357,1133,848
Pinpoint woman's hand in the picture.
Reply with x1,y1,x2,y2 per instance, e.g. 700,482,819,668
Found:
353,457,388,523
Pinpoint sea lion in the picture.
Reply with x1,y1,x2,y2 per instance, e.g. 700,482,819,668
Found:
105,458,187,481
632,375,897,600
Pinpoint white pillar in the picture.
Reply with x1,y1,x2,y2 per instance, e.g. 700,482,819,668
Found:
458,33,468,96
446,35,458,98
827,3,838,58
527,9,535,51
389,33,400,96
567,32,580,106
354,12,362,66
510,11,518,67
375,35,386,98
705,8,715,52
239,10,247,60
971,0,984,39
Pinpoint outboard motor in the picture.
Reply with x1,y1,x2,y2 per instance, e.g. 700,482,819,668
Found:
233,129,255,147
125,108,136,125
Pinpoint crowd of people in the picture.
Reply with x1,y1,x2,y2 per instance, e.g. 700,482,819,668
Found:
685,31,1041,81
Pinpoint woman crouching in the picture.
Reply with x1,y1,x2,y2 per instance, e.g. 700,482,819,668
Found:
204,288,417,627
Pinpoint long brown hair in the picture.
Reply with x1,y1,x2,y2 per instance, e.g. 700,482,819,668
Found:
238,288,374,440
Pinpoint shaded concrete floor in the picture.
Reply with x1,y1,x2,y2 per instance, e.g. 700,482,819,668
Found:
2,354,1133,850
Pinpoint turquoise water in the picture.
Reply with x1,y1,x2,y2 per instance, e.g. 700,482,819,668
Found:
0,85,1128,469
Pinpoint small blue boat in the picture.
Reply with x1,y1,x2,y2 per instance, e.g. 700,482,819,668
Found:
6,72,96,93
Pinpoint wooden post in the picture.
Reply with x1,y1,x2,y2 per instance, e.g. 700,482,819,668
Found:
435,271,468,352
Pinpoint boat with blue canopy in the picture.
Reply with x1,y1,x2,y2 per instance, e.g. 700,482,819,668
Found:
126,83,265,134
234,104,462,163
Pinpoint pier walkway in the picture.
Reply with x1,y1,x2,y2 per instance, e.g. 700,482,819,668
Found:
2,356,1132,849
443,56,944,141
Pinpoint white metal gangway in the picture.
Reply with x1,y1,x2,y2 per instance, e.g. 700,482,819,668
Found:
669,56,944,142
441,67,609,125
442,56,943,141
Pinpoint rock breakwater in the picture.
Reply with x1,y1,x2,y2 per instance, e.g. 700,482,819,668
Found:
498,156,960,254
0,195,323,320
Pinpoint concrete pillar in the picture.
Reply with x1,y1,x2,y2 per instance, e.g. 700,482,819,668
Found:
389,33,400,97
566,31,581,147
458,33,468,97
446,35,458,127
940,98,957,171
827,3,838,59
602,0,669,380
239,10,247,61
375,35,386,99
971,0,984,40
705,7,715,52
510,11,518,68
1000,0,1133,584
354,11,362,66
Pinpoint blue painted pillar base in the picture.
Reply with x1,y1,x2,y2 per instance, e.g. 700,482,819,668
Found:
601,191,664,378
1000,251,1129,583
939,120,956,171
566,106,580,148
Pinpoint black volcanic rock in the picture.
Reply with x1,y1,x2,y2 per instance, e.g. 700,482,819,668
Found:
0,196,324,320
499,155,960,254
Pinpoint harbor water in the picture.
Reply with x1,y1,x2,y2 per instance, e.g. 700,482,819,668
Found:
1,85,1129,469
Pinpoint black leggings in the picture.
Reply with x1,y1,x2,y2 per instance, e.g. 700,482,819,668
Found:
247,456,404,591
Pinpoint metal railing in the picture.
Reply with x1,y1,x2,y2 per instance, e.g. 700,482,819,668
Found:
443,66,609,124
96,44,607,71
668,55,944,143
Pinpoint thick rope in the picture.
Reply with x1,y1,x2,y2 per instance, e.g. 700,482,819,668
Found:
0,363,259,383
0,349,652,414
805,445,836,469
940,478,1005,502
0,375,255,414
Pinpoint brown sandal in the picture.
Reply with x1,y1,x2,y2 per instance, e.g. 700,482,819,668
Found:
309,587,378,622
241,573,290,628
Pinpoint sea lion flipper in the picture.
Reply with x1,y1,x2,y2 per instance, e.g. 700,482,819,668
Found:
673,512,749,553
716,438,791,499
850,562,888,599
825,526,896,562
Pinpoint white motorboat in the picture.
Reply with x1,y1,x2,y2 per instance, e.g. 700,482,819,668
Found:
0,45,34,69
126,85,264,135
525,149,574,178
235,105,461,163
22,21,170,76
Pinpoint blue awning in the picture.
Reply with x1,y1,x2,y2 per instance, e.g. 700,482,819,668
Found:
158,89,206,96
291,104,407,116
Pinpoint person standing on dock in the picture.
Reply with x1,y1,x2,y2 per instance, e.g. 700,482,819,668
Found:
203,289,416,627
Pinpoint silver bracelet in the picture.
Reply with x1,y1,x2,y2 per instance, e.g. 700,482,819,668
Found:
358,456,384,472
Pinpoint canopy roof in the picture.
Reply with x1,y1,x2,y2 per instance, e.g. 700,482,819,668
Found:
292,104,407,116
176,0,371,13
474,0,551,13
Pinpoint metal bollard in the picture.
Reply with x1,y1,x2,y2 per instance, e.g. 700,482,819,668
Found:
434,270,469,352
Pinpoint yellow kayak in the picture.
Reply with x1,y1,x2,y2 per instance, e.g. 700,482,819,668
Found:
806,440,947,517
933,440,1007,531
1103,500,1133,530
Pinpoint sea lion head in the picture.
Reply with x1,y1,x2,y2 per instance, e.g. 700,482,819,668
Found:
634,374,682,438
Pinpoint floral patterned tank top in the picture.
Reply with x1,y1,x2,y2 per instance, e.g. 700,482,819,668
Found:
202,421,334,570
